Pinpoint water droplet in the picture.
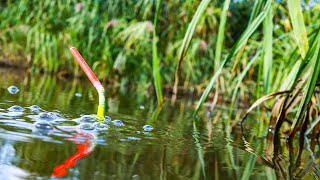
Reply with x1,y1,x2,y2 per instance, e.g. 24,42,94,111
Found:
206,111,211,118
285,136,290,141
112,120,124,127
139,105,145,110
7,86,19,94
80,123,95,130
39,112,58,120
75,93,82,97
80,115,97,123
143,125,153,132
8,105,24,112
34,120,53,130
29,105,40,112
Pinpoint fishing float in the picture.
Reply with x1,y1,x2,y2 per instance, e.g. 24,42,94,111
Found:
69,47,105,121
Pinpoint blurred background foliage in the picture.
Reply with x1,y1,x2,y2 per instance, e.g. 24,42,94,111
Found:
0,0,319,94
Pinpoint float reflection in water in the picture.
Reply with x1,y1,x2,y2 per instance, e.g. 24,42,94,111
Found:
52,133,96,177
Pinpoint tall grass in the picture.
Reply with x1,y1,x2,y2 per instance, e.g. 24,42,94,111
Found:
152,0,163,106
262,5,273,94
214,0,230,73
193,0,272,116
172,0,210,99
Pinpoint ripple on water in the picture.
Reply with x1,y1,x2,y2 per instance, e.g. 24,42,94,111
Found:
7,86,19,94
8,105,24,112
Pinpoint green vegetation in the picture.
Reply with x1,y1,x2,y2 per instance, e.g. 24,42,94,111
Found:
1,0,320,140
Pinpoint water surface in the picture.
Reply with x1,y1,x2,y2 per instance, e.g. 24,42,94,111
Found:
0,68,318,179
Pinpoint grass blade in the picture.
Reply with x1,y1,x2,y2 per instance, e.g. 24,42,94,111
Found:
263,5,273,94
290,28,320,138
305,116,320,135
214,0,231,72
230,51,260,111
194,0,272,116
241,90,290,123
288,0,309,58
152,0,164,106
173,0,211,97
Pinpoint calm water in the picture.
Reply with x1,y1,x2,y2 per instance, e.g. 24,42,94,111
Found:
0,68,318,179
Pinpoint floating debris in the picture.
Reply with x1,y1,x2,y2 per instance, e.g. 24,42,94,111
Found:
142,125,153,132
7,86,19,94
80,123,95,131
8,105,24,112
34,120,54,130
75,93,82,97
112,120,125,127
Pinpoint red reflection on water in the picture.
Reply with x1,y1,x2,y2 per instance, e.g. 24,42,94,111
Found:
51,133,95,178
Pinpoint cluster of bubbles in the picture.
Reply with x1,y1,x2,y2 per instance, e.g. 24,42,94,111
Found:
5,85,154,141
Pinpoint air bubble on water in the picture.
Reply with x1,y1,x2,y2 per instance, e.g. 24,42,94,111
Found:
143,125,153,132
132,174,139,180
127,136,141,141
112,120,125,127
8,105,24,112
75,93,82,97
34,120,54,130
285,136,290,141
29,105,40,112
268,128,275,134
80,123,95,131
78,115,97,123
7,86,19,94
206,111,212,118
39,112,58,120
93,122,109,131
104,116,112,123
